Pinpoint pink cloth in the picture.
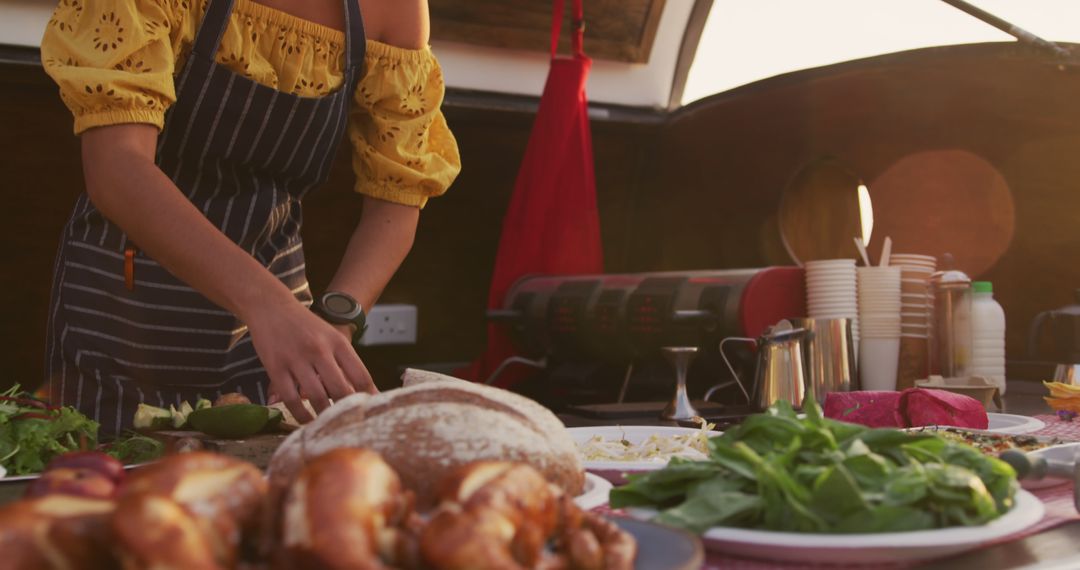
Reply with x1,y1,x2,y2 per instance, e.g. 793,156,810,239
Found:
823,391,903,427
823,388,989,429
899,388,989,429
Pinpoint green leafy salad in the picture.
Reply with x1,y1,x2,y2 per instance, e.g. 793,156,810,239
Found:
0,385,99,476
610,399,1018,534
0,385,164,476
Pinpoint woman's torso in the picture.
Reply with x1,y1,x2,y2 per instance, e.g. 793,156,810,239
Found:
49,0,365,393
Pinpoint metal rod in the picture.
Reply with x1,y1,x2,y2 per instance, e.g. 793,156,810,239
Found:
938,0,1071,58
483,356,547,385
616,360,635,404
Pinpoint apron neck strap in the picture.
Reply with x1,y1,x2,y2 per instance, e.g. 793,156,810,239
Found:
343,0,366,71
549,0,585,58
192,0,236,57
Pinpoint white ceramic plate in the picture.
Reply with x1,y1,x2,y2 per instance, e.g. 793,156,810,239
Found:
631,490,1044,565
573,472,613,511
568,426,721,484
987,413,1046,434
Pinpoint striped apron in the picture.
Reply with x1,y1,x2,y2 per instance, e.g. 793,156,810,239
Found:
45,0,365,436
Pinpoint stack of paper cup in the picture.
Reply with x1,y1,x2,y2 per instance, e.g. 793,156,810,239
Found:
805,259,859,347
890,254,937,389
857,266,901,390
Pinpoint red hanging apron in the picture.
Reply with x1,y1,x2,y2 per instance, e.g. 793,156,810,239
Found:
460,0,604,386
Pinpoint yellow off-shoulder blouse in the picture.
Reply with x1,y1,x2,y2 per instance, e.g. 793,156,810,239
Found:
40,0,460,208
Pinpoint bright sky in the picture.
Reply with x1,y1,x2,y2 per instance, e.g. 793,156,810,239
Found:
683,0,1080,104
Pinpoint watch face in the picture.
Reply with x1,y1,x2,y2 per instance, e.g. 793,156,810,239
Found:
324,293,356,315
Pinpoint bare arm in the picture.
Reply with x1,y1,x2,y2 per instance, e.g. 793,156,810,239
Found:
81,124,373,421
327,198,418,311
325,0,430,326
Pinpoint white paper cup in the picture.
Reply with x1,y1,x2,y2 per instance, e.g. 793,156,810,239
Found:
806,277,857,287
891,262,936,267
810,296,859,304
859,338,901,390
861,325,901,333
862,305,901,313
809,288,858,296
806,259,857,268
808,309,858,316
857,266,902,278
859,293,902,302
807,269,857,277
861,324,902,333
890,253,936,262
810,304,859,313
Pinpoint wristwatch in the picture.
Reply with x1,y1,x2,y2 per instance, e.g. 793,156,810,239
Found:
314,291,367,346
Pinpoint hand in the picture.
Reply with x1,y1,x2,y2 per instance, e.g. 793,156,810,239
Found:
246,300,377,423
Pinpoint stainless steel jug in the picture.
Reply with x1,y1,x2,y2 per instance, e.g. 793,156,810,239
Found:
715,322,813,410
789,318,857,402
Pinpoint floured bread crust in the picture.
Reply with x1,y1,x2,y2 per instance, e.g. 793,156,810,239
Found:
267,370,584,508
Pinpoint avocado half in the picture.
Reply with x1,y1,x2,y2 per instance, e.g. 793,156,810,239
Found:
187,404,270,438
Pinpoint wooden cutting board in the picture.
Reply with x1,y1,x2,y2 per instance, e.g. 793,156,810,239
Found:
148,431,289,469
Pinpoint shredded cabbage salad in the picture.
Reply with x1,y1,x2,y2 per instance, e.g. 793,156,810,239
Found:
577,421,715,463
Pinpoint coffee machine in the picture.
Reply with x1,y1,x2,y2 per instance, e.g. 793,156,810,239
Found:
486,268,806,415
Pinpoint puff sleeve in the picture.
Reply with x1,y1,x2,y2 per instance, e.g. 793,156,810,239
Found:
349,41,461,208
41,0,181,135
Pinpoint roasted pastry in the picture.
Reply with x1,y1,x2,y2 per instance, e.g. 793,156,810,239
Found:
113,451,267,569
276,448,418,570
422,462,635,570
113,492,226,570
0,495,116,569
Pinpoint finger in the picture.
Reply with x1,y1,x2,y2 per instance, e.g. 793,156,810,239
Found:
314,351,355,401
267,391,281,405
336,345,378,394
270,370,312,423
294,366,332,414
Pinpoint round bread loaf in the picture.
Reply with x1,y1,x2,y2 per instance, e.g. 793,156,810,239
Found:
266,370,584,508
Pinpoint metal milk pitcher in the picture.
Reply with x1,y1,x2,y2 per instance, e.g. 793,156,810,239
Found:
718,323,812,410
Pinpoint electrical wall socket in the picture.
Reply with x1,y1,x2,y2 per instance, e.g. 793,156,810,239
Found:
359,304,418,346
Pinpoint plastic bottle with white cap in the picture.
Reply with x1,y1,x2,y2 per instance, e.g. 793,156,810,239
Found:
969,281,1007,394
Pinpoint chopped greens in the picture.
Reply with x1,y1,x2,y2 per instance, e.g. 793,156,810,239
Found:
610,399,1018,534
105,431,165,464
0,385,99,476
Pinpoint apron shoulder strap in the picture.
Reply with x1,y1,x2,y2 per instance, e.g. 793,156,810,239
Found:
192,0,236,57
344,0,367,72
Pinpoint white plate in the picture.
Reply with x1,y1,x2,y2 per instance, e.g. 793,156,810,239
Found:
631,490,1044,564
987,413,1046,434
568,426,721,484
573,472,613,510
